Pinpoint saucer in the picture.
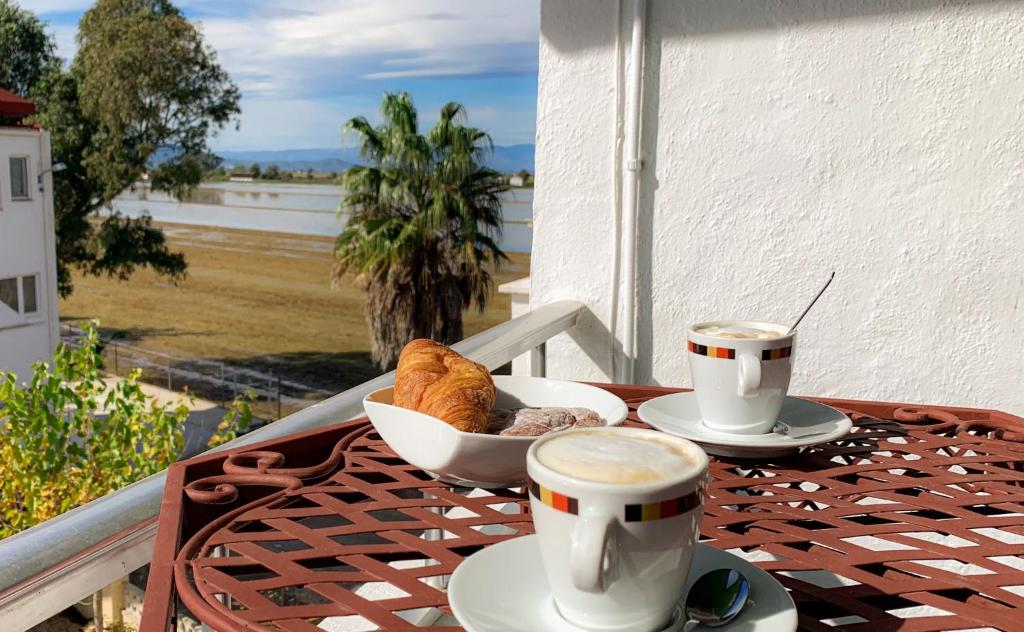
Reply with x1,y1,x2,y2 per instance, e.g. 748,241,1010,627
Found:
637,392,851,458
448,535,797,632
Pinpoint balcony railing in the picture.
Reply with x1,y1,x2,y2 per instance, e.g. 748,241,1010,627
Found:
0,299,585,631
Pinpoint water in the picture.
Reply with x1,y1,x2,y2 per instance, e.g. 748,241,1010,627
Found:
108,181,534,252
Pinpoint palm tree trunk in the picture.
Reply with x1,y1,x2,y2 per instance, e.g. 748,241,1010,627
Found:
366,272,415,369
436,277,464,344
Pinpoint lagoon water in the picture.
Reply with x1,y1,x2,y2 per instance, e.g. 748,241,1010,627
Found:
108,181,534,252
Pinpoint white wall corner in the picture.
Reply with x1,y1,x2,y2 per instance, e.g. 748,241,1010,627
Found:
531,0,622,384
39,130,59,357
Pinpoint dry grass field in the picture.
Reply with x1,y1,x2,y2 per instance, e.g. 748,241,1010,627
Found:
59,223,531,398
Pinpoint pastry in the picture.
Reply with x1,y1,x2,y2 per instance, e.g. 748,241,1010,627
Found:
488,407,603,436
393,339,495,433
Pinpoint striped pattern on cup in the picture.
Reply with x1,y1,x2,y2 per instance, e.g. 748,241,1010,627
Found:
687,341,735,359
689,340,793,361
529,478,702,523
624,490,702,522
761,346,792,361
528,478,579,515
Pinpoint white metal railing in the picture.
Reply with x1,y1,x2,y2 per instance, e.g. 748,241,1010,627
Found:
0,300,584,631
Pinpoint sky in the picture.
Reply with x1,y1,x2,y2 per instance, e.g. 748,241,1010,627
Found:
26,0,540,151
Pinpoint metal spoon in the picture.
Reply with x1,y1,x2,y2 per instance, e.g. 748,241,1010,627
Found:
788,271,835,334
683,568,751,628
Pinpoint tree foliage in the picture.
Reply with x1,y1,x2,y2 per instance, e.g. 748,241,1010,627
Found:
0,0,56,99
75,0,240,198
0,322,252,538
16,0,241,296
333,92,507,369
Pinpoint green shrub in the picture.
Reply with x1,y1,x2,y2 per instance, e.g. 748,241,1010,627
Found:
0,321,250,537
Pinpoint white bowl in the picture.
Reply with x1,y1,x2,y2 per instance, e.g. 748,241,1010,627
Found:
363,375,629,488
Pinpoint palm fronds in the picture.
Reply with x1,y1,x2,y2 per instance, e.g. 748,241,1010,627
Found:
333,92,508,369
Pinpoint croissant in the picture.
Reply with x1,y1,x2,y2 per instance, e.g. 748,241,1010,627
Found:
393,339,496,433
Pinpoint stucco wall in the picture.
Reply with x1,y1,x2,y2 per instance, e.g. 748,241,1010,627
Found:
0,128,59,380
0,323,52,380
533,0,1024,414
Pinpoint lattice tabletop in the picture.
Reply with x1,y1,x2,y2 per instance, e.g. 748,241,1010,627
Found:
141,385,1024,631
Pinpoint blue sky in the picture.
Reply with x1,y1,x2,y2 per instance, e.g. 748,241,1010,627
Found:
26,0,540,150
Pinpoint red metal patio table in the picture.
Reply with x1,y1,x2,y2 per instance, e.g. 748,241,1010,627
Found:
140,384,1024,631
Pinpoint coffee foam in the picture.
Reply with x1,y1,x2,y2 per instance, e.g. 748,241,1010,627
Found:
536,430,700,484
694,323,784,340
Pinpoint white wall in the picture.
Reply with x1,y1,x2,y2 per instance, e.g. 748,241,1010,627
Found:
0,127,59,381
533,0,1024,414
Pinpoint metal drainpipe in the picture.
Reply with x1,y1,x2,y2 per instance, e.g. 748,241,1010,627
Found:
617,0,646,384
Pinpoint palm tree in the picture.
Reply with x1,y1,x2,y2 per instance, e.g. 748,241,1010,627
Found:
333,92,508,369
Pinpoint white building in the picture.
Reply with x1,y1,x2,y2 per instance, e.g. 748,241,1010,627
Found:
531,0,1024,414
0,89,59,381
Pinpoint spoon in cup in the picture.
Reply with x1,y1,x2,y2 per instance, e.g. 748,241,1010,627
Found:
788,271,835,334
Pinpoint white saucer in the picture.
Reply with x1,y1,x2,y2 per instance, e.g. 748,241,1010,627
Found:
637,392,851,458
448,535,797,632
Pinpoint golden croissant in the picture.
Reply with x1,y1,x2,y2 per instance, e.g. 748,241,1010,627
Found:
393,339,496,433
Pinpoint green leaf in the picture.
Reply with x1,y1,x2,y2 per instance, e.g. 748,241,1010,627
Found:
0,321,250,537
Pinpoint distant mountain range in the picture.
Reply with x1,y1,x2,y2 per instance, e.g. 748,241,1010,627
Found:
214,144,535,174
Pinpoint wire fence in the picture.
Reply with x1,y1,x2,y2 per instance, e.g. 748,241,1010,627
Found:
59,324,334,421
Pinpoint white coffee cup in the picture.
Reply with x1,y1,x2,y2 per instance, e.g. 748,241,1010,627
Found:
526,427,709,631
688,320,795,435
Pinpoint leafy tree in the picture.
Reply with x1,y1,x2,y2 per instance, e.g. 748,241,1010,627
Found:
0,0,57,98
333,92,507,369
26,0,240,296
250,162,261,178
0,322,252,537
206,393,255,448
263,164,281,180
230,164,248,176
516,169,530,181
305,168,314,179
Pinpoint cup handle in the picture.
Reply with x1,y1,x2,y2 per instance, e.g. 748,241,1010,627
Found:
570,511,614,593
737,353,762,398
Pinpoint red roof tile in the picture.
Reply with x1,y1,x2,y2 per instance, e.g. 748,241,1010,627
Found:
0,88,36,119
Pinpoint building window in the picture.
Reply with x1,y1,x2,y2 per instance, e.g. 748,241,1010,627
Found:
22,275,37,313
10,156,30,200
0,277,18,312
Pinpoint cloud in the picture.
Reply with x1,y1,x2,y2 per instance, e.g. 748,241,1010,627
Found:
196,0,540,147
235,0,535,57
212,95,372,151
47,22,77,62
39,0,539,88
32,0,540,149
199,0,539,95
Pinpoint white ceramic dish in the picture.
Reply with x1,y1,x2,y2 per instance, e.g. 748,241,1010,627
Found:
448,535,798,632
363,375,629,488
637,392,851,458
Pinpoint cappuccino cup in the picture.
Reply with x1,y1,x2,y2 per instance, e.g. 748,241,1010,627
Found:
527,427,709,631
688,320,795,434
